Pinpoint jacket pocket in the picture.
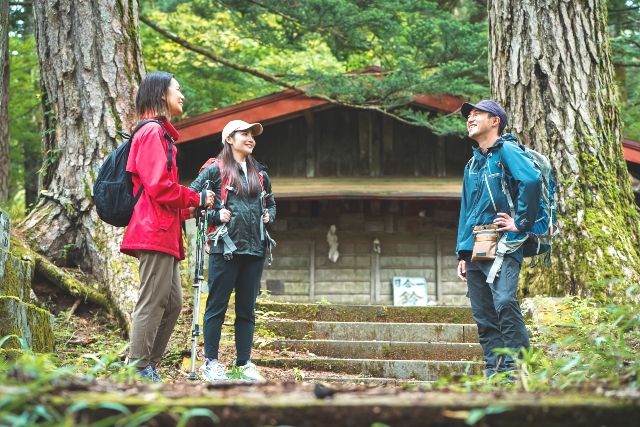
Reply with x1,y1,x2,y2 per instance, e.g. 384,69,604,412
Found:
153,204,175,230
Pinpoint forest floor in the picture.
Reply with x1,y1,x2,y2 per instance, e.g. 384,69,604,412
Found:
13,277,639,426
32,277,377,387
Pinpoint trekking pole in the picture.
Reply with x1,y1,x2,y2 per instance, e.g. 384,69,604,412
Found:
188,198,209,380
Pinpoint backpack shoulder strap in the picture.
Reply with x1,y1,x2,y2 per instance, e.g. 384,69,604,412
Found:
129,119,173,172
199,157,218,173
217,159,231,207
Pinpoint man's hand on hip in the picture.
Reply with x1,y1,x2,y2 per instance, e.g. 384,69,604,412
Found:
494,212,519,232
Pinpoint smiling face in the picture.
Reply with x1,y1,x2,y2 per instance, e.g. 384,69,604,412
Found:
226,129,255,159
165,78,185,117
466,108,500,140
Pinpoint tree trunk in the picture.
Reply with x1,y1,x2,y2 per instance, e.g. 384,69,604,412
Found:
489,0,640,296
0,0,10,203
23,0,145,327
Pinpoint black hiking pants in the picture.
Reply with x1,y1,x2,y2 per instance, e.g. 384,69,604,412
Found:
203,254,265,364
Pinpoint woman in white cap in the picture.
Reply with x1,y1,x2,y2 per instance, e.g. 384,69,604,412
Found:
190,119,276,382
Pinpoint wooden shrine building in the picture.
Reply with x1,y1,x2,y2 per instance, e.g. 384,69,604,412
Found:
174,85,640,305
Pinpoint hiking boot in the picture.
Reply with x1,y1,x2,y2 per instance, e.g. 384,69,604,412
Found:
237,361,265,383
136,365,161,382
201,359,227,382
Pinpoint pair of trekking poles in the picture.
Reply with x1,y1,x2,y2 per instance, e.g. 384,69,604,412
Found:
187,197,208,380
187,182,233,380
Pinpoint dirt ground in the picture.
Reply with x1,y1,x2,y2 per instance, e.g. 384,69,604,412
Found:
31,277,378,388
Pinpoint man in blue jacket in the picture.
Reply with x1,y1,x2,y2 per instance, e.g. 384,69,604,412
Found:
456,100,540,377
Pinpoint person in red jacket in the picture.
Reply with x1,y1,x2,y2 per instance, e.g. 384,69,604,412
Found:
120,71,214,382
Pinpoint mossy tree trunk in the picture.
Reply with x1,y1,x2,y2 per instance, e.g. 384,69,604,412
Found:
23,0,145,327
489,0,640,296
0,0,9,203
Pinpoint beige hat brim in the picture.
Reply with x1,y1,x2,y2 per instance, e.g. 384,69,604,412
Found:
237,122,263,136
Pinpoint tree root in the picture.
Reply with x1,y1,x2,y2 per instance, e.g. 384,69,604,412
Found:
32,250,129,330
10,235,127,327
33,253,109,308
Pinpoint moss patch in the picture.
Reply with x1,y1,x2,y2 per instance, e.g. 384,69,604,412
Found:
0,296,54,352
0,251,34,300
256,301,474,324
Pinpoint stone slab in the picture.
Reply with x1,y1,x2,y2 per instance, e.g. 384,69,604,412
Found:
0,296,54,352
261,320,478,343
256,301,475,323
0,208,10,278
254,357,482,381
268,339,483,361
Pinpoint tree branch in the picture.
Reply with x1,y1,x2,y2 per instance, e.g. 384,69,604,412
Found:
139,15,420,126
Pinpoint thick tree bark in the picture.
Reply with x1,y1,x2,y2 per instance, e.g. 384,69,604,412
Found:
0,0,9,203
489,0,640,296
23,0,145,327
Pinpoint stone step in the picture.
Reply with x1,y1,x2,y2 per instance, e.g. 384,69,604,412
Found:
257,301,474,323
262,320,479,343
267,339,482,361
254,357,482,381
303,375,433,387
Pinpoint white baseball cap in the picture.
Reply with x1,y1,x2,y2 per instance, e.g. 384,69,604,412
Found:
221,119,263,142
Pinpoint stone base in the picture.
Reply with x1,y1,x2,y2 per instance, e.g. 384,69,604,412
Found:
0,296,54,353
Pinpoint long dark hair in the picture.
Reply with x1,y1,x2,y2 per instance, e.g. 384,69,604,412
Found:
135,71,173,118
219,134,262,198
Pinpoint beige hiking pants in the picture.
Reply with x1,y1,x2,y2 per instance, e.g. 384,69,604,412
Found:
128,251,183,368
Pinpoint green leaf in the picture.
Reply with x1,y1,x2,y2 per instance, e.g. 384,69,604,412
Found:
176,408,220,427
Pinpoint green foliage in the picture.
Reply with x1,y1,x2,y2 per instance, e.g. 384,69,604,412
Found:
426,282,640,394
518,282,640,392
7,33,41,202
0,333,220,426
0,189,25,220
140,0,489,131
608,0,640,141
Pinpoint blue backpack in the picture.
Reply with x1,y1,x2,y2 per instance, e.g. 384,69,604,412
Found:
501,141,558,262
486,141,558,283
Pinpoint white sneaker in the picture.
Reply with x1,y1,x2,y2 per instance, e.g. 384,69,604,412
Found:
201,359,227,381
238,361,265,382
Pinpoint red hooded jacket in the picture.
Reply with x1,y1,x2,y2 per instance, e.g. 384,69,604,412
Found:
120,119,200,260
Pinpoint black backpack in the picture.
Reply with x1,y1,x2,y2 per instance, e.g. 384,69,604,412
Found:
93,119,174,227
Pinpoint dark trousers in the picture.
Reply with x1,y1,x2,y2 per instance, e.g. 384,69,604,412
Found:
466,255,530,375
203,253,265,362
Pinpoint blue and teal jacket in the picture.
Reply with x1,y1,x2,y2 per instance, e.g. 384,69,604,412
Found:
456,134,541,263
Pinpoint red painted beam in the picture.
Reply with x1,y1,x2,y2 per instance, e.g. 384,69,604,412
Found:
623,139,640,164
176,91,328,143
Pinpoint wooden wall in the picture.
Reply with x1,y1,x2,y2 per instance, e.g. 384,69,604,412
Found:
245,106,468,179
261,199,468,305
178,105,470,182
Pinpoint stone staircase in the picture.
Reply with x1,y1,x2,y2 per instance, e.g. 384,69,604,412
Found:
253,301,483,383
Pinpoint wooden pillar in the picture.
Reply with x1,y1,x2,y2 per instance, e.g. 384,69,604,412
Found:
436,136,447,177
382,116,394,176
370,115,382,177
309,240,316,300
358,111,371,175
304,110,315,178
435,234,443,303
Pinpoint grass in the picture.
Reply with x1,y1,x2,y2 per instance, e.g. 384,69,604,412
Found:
422,281,640,394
